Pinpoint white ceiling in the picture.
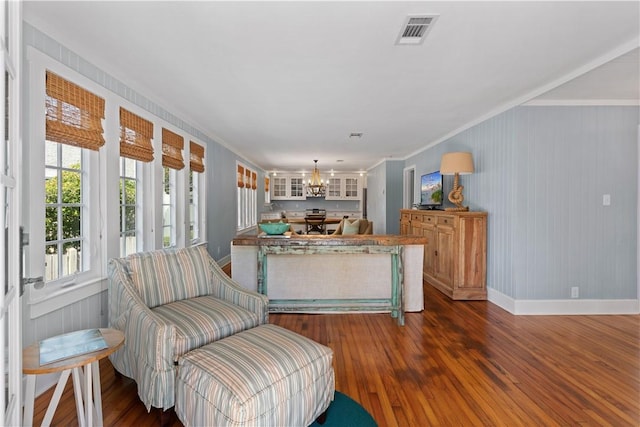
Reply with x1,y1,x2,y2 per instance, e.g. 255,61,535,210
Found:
24,1,640,174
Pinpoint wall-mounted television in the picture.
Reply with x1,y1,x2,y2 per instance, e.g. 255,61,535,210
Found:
420,171,443,209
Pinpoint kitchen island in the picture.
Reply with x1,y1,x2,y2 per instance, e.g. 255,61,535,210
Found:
231,233,427,325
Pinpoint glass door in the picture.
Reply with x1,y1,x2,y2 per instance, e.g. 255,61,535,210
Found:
1,2,22,425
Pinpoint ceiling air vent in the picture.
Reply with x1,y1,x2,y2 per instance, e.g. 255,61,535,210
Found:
396,14,439,45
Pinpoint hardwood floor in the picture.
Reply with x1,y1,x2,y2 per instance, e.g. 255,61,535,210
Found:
32,283,640,426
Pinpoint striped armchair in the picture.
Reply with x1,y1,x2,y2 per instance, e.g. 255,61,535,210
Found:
107,245,269,411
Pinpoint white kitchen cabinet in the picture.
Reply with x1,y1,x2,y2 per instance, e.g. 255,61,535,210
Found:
325,175,362,200
271,175,306,200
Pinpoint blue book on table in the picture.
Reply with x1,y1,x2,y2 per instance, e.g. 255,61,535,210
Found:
39,329,108,365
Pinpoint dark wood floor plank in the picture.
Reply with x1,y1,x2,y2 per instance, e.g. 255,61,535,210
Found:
31,282,640,426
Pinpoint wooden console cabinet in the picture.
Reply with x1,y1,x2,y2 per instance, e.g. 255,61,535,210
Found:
400,209,487,300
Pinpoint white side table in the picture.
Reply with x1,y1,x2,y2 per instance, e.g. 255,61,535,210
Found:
23,328,124,427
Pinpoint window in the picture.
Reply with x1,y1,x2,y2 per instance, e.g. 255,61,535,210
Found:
27,52,210,316
189,170,199,241
43,71,105,283
161,127,184,247
189,140,205,243
119,107,153,256
119,157,138,256
236,162,257,231
44,142,84,281
162,166,175,247
264,176,271,204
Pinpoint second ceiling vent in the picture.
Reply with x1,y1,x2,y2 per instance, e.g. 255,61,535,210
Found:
396,14,439,45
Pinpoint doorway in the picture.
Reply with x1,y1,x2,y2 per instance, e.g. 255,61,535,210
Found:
403,165,416,209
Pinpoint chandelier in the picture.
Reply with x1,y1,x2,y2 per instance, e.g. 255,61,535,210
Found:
306,160,326,197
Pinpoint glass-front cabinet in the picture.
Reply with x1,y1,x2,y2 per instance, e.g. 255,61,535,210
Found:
271,175,306,200
325,174,362,200
326,177,342,198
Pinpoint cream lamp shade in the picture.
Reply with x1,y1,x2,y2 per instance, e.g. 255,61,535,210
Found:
440,152,474,175
440,152,474,211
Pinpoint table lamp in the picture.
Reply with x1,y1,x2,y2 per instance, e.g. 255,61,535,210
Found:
440,152,474,211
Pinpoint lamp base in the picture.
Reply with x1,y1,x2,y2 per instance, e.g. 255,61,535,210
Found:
445,206,469,212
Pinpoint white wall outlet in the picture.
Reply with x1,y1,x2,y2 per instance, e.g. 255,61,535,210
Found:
603,194,611,206
571,287,579,298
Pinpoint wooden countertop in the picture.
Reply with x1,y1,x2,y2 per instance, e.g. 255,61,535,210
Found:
232,233,428,247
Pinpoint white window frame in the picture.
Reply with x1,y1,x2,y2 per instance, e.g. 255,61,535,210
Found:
236,162,257,232
264,174,271,205
25,49,204,317
119,156,143,256
162,165,177,248
119,101,156,255
44,142,88,281
187,139,206,246
189,169,199,242
25,50,110,316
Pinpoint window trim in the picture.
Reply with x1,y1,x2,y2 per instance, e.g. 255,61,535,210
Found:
26,51,109,315
44,141,88,281
162,165,177,248
25,48,207,318
236,161,257,232
119,156,142,257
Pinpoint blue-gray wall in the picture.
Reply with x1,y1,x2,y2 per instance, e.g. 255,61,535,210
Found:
366,160,404,234
206,141,265,259
366,162,386,234
385,161,404,234
405,105,639,300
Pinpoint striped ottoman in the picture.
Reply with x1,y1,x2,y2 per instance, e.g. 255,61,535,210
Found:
175,324,335,427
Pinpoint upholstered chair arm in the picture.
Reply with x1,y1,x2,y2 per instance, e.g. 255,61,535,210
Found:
107,259,176,410
208,259,270,324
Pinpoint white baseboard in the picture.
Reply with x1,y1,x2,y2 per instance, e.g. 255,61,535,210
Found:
217,254,231,268
488,288,640,315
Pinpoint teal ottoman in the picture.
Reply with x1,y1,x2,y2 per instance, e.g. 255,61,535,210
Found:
175,324,335,427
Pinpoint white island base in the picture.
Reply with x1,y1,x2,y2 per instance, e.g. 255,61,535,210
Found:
231,239,425,317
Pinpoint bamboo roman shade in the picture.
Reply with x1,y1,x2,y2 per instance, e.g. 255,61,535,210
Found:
265,177,270,192
189,141,205,173
45,70,105,150
245,168,252,188
119,108,154,162
162,128,185,170
251,172,257,190
237,165,245,188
